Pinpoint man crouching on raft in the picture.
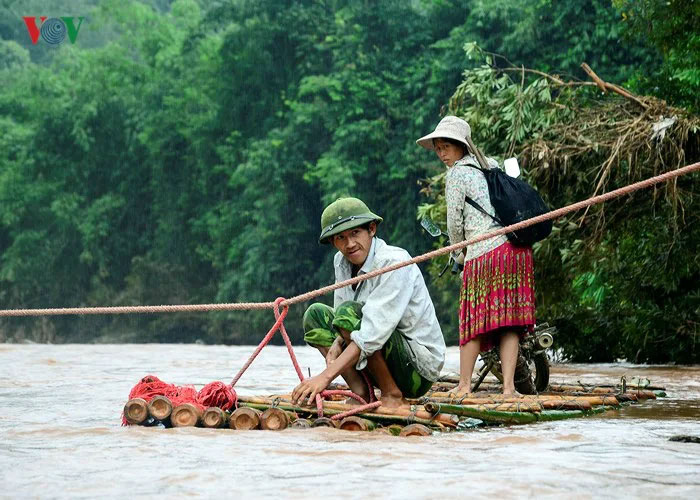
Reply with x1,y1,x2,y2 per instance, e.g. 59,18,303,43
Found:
291,197,445,409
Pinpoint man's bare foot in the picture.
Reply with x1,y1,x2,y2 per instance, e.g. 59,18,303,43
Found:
380,393,410,409
502,389,522,397
447,384,472,397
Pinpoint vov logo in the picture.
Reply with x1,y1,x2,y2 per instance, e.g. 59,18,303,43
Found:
23,17,85,45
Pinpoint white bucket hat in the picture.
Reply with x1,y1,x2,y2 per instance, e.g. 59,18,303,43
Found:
416,115,471,151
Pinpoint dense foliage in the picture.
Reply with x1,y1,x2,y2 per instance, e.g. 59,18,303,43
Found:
0,0,696,362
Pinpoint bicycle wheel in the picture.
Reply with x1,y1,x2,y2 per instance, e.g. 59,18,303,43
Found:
514,352,537,395
532,352,550,392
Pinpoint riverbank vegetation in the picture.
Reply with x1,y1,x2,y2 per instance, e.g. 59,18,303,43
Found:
0,0,697,362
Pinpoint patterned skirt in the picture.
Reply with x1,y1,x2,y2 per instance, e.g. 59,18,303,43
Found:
459,241,536,351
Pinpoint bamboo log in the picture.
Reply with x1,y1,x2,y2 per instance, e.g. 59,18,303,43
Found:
422,394,602,409
535,407,612,421
399,424,433,437
422,398,589,410
229,407,262,430
171,403,202,427
373,424,403,436
582,383,666,391
291,418,312,429
421,398,588,411
547,384,615,394
417,400,543,412
202,407,227,428
312,417,338,428
628,389,657,400
239,401,456,428
147,395,173,421
261,408,290,430
435,377,666,395
124,398,149,425
435,375,502,387
386,424,404,436
339,416,376,432
372,426,394,435
535,410,585,422
424,402,537,425
541,400,592,411
237,395,458,427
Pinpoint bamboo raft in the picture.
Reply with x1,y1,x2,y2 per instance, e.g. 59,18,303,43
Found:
123,376,664,435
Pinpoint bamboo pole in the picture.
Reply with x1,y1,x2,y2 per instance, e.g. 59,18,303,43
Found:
542,395,619,406
291,418,312,429
229,407,262,430
424,397,588,411
261,408,290,431
547,384,615,394
124,398,149,425
627,389,657,400
581,383,666,391
424,402,538,425
436,375,500,385
541,400,592,411
387,424,404,436
339,416,376,432
311,417,338,428
435,377,665,395
171,403,202,427
535,410,585,422
423,393,617,407
415,399,544,412
202,407,227,428
237,395,458,426
148,396,173,421
536,406,610,421
239,401,456,428
372,426,394,435
399,424,433,437
372,424,403,436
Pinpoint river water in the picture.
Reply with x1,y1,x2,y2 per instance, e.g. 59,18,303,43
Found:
1,343,698,499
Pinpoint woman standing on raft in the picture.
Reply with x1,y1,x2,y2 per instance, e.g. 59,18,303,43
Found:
417,116,536,396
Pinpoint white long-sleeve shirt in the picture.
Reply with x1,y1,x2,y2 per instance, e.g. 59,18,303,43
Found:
333,237,445,381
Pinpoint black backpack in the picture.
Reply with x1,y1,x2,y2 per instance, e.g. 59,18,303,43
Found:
463,163,553,247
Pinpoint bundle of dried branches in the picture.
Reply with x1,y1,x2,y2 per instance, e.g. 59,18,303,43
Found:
516,64,700,237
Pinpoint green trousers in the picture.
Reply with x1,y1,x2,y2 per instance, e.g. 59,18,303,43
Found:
302,301,433,398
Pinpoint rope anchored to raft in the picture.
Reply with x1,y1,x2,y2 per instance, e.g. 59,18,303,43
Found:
123,298,380,425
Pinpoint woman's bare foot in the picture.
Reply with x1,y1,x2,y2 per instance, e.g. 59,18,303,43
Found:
447,384,472,397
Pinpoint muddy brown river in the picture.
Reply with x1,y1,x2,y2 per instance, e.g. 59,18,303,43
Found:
1,344,698,498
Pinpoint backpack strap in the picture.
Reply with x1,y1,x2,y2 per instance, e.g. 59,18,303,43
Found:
462,164,504,226
464,194,503,226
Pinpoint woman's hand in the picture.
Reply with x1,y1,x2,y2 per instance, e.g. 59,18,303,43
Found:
291,374,331,406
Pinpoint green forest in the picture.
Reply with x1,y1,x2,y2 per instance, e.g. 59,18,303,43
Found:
0,0,698,363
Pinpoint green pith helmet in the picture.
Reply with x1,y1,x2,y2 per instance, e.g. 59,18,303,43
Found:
319,197,383,244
